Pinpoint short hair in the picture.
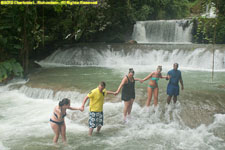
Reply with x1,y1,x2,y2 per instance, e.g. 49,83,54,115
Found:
174,63,179,67
100,81,106,88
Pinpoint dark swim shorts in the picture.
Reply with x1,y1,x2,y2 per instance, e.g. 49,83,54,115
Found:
167,84,179,96
89,112,103,128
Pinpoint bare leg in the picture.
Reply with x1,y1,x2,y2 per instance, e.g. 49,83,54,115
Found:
97,126,102,133
146,87,153,107
123,101,130,121
128,98,134,116
60,123,66,144
89,128,94,136
167,96,172,104
50,122,60,144
153,88,159,107
173,96,177,104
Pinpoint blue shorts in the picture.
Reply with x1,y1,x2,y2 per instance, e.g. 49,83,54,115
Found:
89,112,103,128
167,84,179,96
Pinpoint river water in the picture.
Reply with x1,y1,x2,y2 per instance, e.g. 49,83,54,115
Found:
0,44,225,150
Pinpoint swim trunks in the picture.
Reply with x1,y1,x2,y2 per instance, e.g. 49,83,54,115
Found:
89,112,103,128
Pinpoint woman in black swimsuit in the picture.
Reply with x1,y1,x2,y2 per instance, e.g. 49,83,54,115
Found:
115,68,142,122
50,98,82,144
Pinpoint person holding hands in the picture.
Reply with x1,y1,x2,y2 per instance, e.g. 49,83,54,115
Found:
81,81,116,136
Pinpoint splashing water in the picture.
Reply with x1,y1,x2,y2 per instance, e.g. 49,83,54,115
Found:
1,44,225,149
36,45,225,72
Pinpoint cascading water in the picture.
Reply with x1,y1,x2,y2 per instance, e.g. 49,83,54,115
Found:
36,44,225,71
132,20,193,44
202,3,216,18
1,76,225,150
19,85,86,101
1,43,225,149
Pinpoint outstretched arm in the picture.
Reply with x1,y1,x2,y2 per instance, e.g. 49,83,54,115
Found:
80,96,89,111
142,72,153,82
159,73,167,79
166,73,171,80
115,77,127,95
107,90,116,95
134,78,143,83
68,106,83,111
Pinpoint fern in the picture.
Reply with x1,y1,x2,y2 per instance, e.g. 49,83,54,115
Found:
0,59,23,82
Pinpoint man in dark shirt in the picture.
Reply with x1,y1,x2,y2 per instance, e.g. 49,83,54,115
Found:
166,63,184,104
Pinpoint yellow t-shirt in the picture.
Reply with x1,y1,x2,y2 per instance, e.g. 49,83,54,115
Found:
88,87,107,112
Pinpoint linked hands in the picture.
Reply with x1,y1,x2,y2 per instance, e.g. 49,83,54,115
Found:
80,105,84,112
114,91,119,96
140,79,144,83
166,75,171,80
80,91,118,111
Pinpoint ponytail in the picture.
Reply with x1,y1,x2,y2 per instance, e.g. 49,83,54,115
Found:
59,98,70,107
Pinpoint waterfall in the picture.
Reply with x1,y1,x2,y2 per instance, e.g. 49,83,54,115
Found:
36,44,225,71
132,20,193,44
202,3,216,18
19,85,85,101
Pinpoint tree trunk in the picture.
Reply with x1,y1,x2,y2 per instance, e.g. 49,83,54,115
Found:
42,5,45,47
21,6,29,75
0,48,3,61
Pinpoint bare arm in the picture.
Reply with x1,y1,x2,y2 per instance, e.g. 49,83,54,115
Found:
107,90,116,95
166,73,171,80
142,72,153,82
180,76,184,90
115,77,127,94
134,78,143,83
68,106,82,111
159,73,167,79
80,96,89,111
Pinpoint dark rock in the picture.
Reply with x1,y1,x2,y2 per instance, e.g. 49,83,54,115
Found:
126,40,137,44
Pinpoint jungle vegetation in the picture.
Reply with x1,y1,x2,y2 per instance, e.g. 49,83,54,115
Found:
0,0,225,82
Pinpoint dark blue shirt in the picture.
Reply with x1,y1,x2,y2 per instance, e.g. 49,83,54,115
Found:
168,69,182,86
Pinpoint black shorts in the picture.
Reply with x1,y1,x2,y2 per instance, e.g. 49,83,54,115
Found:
121,93,135,101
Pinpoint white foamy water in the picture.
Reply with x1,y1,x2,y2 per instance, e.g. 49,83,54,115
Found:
0,81,225,150
37,47,225,72
202,3,216,18
132,20,193,44
0,83,85,150
19,85,86,101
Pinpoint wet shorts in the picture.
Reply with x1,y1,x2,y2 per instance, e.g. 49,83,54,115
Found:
89,112,103,128
167,84,179,96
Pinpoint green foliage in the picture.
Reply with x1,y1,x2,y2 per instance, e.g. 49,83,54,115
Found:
1,0,225,67
130,0,189,20
193,16,225,44
131,4,154,21
0,59,23,82
193,17,215,43
216,17,225,43
0,6,22,60
0,66,7,82
192,0,225,44
0,6,43,62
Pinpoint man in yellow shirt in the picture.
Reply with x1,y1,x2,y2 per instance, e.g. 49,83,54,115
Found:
81,81,115,136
